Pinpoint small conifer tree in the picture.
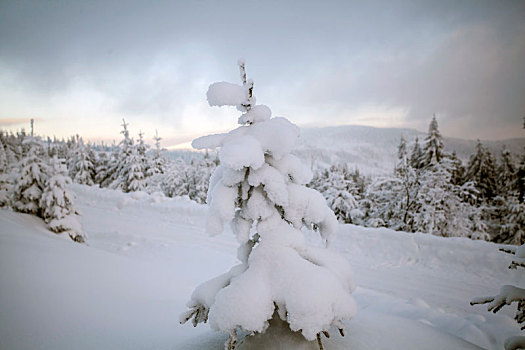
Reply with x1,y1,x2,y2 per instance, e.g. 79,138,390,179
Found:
40,156,86,243
12,139,49,216
180,62,356,350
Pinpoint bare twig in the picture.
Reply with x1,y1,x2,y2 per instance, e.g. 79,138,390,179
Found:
316,333,324,350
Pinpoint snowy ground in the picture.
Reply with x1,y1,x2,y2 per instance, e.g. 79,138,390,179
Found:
0,184,522,349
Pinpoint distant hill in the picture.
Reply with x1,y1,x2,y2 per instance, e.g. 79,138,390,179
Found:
296,125,525,175
166,124,525,176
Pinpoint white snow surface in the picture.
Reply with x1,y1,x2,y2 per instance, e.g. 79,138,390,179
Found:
0,184,521,349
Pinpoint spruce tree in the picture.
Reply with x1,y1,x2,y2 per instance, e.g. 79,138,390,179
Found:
147,130,166,176
125,146,146,192
94,151,111,186
0,138,7,171
325,170,358,224
1,131,20,167
396,136,408,176
40,157,86,243
466,141,497,203
498,147,517,195
109,119,134,191
519,155,525,203
498,198,525,245
449,151,465,186
410,136,423,169
181,62,356,349
422,115,444,167
137,131,150,175
12,138,49,216
0,172,12,207
71,139,95,185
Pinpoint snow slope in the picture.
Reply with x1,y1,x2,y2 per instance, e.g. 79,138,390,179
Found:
0,185,522,349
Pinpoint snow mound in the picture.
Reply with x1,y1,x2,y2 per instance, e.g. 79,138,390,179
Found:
0,184,520,349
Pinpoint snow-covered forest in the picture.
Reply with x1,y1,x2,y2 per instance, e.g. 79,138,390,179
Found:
1,114,523,245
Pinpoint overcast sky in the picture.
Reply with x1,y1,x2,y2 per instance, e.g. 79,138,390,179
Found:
0,0,524,147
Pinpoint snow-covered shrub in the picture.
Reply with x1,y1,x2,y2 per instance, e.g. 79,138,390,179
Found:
180,62,357,349
40,157,86,243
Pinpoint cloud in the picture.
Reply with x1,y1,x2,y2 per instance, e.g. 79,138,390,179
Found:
0,0,523,141
292,20,525,140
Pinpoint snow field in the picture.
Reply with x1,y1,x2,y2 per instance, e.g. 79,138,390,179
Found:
0,185,521,349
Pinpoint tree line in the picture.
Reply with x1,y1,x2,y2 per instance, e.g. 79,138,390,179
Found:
0,120,218,242
310,116,525,245
1,116,523,245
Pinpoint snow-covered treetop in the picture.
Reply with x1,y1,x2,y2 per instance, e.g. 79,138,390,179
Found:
191,61,338,246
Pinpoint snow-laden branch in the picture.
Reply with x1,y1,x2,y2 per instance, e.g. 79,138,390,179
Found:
504,336,525,350
471,285,525,329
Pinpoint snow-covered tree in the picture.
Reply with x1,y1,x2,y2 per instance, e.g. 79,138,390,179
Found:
395,136,409,175
498,198,525,245
366,167,419,232
40,157,86,243
109,119,135,191
156,154,216,203
397,135,408,164
180,62,357,349
363,176,399,228
310,164,365,225
362,137,422,231
124,146,146,192
159,159,187,198
413,159,465,237
70,139,95,185
0,131,20,167
189,154,217,204
409,136,423,169
0,172,12,207
146,130,166,177
518,154,525,203
0,138,7,171
100,144,119,188
449,151,465,186
136,131,150,174
498,147,517,195
422,115,445,167
325,170,358,224
12,138,49,216
466,140,497,203
471,244,525,350
94,151,111,186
